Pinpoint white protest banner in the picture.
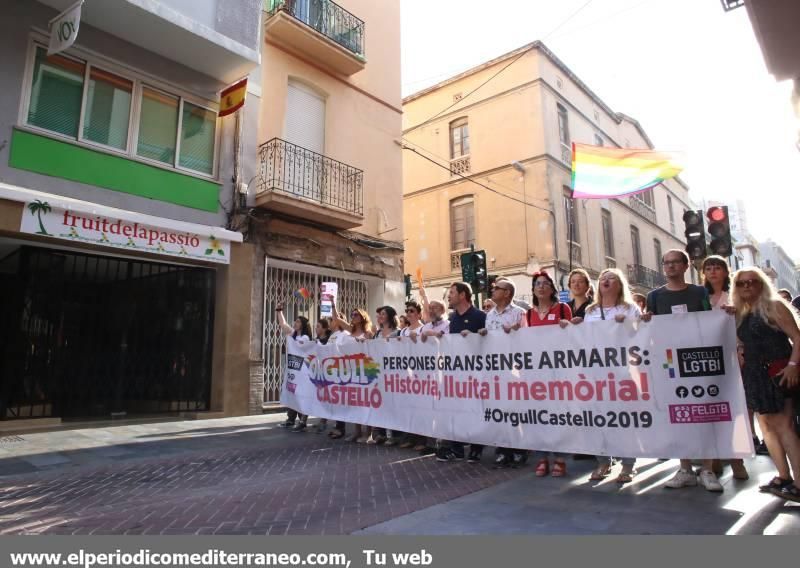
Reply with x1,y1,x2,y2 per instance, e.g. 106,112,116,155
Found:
282,311,753,458
48,0,84,56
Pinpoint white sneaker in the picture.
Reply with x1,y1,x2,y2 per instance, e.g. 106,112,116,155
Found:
698,469,723,492
665,469,698,488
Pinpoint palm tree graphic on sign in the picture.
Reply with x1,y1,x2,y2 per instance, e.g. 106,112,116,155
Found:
27,200,51,235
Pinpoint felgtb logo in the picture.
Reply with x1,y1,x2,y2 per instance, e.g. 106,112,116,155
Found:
669,402,731,424
671,405,692,423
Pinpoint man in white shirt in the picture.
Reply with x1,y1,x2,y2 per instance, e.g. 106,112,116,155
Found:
480,278,527,334
478,278,528,466
420,300,450,339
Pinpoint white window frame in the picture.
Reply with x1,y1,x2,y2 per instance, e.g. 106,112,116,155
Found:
18,35,221,181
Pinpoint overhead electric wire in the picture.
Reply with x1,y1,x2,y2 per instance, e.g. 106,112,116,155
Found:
401,145,552,214
400,137,550,204
415,0,596,126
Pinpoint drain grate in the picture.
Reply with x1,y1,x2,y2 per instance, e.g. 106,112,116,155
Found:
0,435,25,444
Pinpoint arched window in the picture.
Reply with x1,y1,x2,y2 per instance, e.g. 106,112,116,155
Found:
450,117,469,159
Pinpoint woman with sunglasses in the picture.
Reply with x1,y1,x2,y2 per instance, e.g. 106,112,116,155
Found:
397,301,426,449
572,269,640,483
527,271,572,477
702,256,751,480
329,301,374,441
732,268,800,502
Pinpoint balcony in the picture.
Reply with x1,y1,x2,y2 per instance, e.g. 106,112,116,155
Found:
628,196,657,224
264,0,366,75
450,156,471,176
451,249,470,273
256,138,364,229
39,0,260,83
627,264,667,290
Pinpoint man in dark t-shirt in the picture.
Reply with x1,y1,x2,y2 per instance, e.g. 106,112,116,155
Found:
643,249,720,492
436,282,486,463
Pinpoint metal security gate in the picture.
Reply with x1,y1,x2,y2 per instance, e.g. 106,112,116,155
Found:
263,259,368,404
0,246,215,420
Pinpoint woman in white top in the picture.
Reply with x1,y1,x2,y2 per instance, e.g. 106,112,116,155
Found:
703,255,751,480
275,303,312,431
329,301,374,441
572,268,640,483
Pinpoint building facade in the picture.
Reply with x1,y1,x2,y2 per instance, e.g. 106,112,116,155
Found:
0,0,262,428
402,42,694,304
759,239,798,296
249,0,404,407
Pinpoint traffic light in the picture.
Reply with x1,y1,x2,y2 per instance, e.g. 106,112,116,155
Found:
683,209,706,260
403,274,412,299
706,206,732,257
460,251,475,283
459,249,489,293
472,250,488,293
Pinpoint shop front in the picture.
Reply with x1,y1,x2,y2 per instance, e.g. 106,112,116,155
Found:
0,182,245,425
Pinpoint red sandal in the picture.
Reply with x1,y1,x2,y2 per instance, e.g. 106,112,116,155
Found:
551,461,567,477
535,459,550,477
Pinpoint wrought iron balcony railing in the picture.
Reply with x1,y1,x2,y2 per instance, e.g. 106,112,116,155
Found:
266,0,365,58
257,138,363,216
627,263,667,290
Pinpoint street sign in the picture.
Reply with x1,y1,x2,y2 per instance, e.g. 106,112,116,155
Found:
558,290,570,303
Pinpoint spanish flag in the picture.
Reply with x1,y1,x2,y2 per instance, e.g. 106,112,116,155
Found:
219,78,247,117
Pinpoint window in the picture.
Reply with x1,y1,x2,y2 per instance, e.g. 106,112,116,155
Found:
450,196,475,251
450,118,469,159
594,133,603,147
285,80,325,155
602,209,614,258
630,226,642,266
633,188,655,208
557,103,570,162
563,187,579,243
667,194,675,233
653,238,662,269
24,45,217,176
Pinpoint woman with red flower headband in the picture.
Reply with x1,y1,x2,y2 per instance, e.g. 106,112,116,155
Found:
526,271,573,478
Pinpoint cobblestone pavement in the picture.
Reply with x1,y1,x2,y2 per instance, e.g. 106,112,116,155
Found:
0,417,524,535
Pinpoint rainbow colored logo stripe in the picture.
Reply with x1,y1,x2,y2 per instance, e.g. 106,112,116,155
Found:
663,349,676,378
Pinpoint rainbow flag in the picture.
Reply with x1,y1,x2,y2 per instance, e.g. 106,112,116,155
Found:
571,143,684,199
293,288,311,301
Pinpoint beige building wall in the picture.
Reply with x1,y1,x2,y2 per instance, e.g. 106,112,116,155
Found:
259,0,402,241
249,0,404,409
403,42,695,303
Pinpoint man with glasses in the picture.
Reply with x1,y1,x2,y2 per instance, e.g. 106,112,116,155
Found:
642,249,720,491
479,278,528,466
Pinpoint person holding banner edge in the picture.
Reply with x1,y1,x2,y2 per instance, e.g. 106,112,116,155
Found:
641,249,723,492
702,255,751,480
275,304,312,431
731,267,800,502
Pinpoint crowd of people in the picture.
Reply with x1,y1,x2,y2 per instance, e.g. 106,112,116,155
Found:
276,249,800,502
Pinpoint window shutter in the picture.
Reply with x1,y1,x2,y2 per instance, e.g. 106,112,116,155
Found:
284,81,325,155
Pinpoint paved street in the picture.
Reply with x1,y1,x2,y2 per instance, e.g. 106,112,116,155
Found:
1,415,799,535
